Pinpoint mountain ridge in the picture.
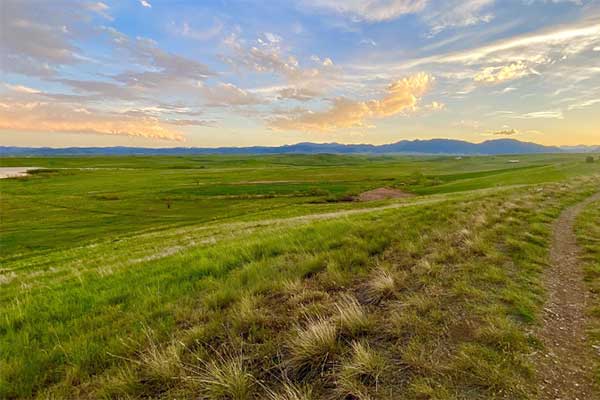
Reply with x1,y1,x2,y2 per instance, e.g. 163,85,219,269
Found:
1,138,598,156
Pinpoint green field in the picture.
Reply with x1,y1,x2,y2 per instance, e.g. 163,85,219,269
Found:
1,154,599,399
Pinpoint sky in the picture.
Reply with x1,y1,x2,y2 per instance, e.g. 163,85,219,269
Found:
1,0,599,148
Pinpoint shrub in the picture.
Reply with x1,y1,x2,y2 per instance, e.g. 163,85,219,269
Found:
586,156,595,163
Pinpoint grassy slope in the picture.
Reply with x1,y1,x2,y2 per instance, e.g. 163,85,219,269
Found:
0,154,599,398
1,154,595,259
576,197,600,391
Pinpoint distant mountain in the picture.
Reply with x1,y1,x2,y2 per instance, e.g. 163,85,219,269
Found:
1,139,597,156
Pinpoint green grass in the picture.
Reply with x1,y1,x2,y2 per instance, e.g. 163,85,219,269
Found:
576,197,600,392
1,153,599,398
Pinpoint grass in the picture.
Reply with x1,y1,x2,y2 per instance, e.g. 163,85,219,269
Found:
576,197,600,392
0,153,599,398
287,317,339,379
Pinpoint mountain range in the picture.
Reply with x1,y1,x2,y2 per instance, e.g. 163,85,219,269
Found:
1,139,598,156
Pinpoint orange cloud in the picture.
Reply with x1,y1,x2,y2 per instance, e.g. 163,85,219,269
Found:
269,72,433,132
0,101,185,141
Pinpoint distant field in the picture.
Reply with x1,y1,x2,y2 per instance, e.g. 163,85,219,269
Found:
1,154,597,259
1,154,599,399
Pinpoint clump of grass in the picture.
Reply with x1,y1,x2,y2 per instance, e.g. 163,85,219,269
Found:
335,294,371,336
196,355,255,400
135,330,184,387
287,317,338,379
362,268,396,304
231,294,264,334
343,341,387,386
265,381,313,400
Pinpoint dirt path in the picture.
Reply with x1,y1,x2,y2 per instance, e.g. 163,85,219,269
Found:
535,192,600,399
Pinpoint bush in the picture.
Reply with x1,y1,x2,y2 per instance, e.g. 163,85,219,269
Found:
586,156,595,163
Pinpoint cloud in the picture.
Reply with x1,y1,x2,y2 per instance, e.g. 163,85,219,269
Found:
300,0,427,22
178,20,223,41
139,0,152,8
0,100,185,141
423,0,495,36
221,33,335,83
300,0,495,34
4,83,41,94
277,87,321,101
567,98,600,110
200,83,263,106
87,2,113,20
453,119,482,130
425,101,446,110
492,128,518,135
0,0,118,77
474,62,533,83
268,72,433,132
105,29,214,83
515,110,564,119
436,21,600,65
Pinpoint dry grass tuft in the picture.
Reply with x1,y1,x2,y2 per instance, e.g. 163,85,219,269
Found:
363,268,396,304
346,341,386,384
265,381,314,400
337,341,387,398
135,330,184,385
335,294,371,336
231,294,264,333
196,354,255,400
287,316,338,379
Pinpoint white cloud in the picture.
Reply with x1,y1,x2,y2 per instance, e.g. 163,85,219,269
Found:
567,98,600,110
179,20,223,41
139,0,152,8
514,110,564,119
423,0,495,36
300,0,427,22
221,33,336,84
200,83,263,106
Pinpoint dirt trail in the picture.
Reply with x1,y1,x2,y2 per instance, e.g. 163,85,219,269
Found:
535,192,600,399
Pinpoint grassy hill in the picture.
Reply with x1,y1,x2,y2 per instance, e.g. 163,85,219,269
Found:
1,153,599,398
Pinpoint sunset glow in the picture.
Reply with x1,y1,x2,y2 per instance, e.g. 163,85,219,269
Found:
1,0,599,147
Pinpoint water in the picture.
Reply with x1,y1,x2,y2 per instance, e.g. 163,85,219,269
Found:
0,167,39,179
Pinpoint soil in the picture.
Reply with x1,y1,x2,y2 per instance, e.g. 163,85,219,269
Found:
535,192,600,399
356,187,414,202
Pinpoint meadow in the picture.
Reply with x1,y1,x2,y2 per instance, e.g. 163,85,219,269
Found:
1,153,599,399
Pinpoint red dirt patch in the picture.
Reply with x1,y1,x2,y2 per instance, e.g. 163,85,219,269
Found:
356,187,414,202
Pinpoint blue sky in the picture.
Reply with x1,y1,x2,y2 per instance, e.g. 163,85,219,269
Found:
1,0,599,147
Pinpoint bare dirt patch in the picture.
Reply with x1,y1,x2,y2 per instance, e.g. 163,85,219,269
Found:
534,192,600,399
356,187,414,202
